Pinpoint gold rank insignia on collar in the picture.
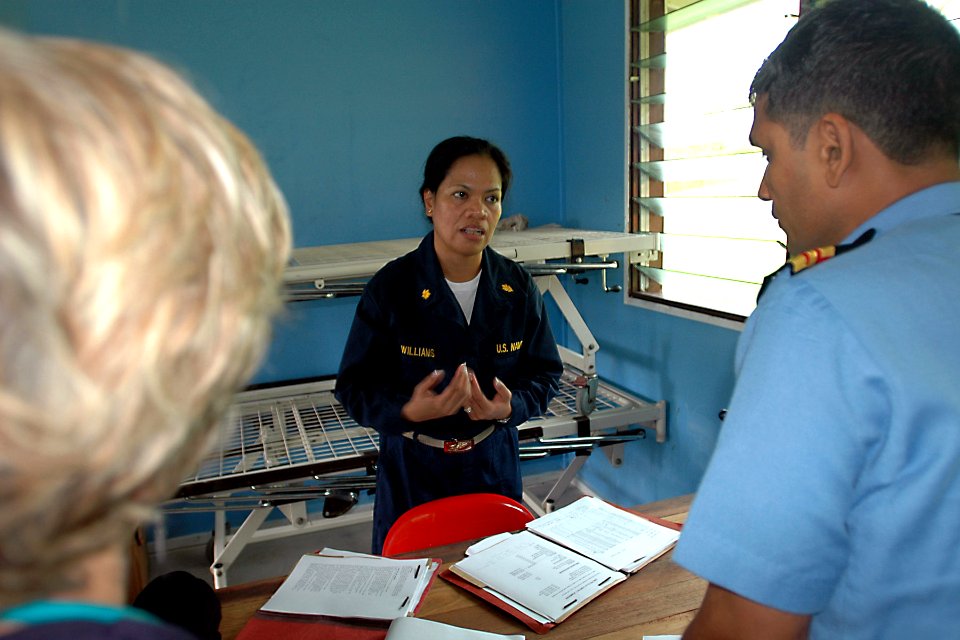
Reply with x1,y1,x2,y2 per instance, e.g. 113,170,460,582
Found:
757,228,876,302
500,283,513,293
421,288,431,300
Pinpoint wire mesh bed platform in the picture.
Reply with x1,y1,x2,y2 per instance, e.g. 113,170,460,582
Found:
175,381,376,502
168,369,664,587
174,370,664,503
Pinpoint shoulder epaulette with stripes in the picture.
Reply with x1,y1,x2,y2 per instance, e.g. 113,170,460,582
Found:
789,228,876,274
757,228,876,301
788,245,837,274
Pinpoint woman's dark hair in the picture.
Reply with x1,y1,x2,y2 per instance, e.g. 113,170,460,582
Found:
419,136,512,201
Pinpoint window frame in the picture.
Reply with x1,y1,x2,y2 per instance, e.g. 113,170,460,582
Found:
624,0,802,329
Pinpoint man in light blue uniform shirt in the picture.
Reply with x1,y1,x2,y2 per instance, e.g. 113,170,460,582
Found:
674,1,960,638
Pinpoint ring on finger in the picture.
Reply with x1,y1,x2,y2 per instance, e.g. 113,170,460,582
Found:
464,406,472,414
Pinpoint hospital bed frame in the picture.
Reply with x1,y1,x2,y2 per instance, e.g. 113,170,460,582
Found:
167,227,666,588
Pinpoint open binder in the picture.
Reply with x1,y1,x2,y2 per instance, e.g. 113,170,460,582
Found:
441,497,682,633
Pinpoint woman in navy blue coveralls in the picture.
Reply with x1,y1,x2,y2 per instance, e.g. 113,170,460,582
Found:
336,137,563,553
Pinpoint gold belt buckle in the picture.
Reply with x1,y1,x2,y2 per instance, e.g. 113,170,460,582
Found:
443,438,474,454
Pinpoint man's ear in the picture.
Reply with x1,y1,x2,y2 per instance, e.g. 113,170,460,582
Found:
817,113,854,188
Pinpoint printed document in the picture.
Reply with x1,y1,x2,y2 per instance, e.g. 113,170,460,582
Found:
261,553,434,620
526,496,680,572
451,530,625,623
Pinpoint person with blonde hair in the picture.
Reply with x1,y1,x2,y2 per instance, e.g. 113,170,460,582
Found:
0,26,291,639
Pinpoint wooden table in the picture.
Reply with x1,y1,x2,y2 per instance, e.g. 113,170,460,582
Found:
217,494,704,639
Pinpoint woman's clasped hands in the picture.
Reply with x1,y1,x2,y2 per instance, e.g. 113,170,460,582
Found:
401,363,512,425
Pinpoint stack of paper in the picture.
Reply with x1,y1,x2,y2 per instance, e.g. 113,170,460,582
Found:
261,550,438,621
452,530,626,624
526,495,681,573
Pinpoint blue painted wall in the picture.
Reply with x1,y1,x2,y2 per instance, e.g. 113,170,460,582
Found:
2,0,564,384
3,1,740,532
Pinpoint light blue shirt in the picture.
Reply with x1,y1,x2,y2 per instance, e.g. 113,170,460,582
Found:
674,182,960,639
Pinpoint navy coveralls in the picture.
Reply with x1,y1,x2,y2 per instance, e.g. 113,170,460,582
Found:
335,232,563,553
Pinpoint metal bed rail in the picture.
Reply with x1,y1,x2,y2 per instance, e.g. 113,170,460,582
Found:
166,371,665,587
173,372,665,505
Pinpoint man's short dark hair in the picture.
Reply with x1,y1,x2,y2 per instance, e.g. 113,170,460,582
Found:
750,0,960,163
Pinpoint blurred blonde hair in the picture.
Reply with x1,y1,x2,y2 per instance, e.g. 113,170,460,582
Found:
0,28,291,604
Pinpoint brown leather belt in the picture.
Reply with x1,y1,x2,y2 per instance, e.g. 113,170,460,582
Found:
402,425,496,454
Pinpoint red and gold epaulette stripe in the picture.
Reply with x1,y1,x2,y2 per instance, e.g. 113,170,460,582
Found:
758,229,876,302
788,245,837,274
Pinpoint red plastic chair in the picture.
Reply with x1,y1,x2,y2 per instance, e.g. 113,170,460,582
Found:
382,493,535,557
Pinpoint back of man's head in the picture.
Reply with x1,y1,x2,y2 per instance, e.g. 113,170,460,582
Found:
751,0,960,164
